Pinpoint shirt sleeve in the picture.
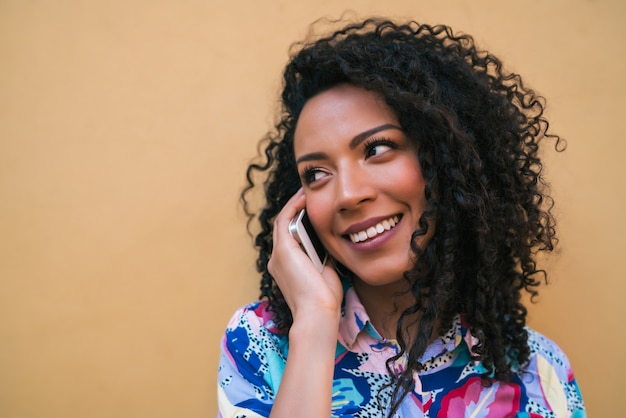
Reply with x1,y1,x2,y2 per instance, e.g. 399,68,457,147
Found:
217,303,286,418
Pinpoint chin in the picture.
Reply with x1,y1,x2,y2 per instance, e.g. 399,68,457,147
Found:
348,264,412,288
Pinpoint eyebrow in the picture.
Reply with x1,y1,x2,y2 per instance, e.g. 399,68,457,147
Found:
295,123,403,165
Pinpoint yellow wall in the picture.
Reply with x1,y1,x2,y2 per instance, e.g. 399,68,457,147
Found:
1,1,623,416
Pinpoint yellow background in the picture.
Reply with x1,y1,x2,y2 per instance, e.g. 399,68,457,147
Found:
1,1,624,416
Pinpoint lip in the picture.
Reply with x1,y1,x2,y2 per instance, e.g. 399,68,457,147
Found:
342,214,403,252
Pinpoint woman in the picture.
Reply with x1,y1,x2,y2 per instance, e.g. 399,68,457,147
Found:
218,18,585,417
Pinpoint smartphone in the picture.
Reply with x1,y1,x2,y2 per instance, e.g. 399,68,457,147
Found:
288,209,328,272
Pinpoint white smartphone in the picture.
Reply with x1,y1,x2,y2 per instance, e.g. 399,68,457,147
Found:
288,209,328,272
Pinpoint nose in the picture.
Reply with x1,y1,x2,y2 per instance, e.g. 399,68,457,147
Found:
334,163,377,211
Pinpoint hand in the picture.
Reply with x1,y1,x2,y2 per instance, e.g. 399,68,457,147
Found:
267,188,343,322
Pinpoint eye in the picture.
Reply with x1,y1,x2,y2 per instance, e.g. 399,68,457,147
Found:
364,138,398,159
300,166,328,186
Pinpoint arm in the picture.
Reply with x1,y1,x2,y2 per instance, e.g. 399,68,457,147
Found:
267,189,343,417
269,299,339,416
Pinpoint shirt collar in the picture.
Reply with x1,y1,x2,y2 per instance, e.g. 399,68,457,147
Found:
338,286,383,349
337,282,479,358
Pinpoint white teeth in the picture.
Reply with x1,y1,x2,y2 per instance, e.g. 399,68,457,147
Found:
349,216,400,243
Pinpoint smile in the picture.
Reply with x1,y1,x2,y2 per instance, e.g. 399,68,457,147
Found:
348,215,400,243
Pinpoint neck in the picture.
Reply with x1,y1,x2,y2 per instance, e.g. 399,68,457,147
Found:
351,278,417,341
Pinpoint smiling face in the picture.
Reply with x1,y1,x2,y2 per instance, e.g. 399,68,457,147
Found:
294,83,430,289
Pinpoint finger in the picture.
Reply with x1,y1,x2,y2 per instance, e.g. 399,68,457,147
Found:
272,188,306,244
321,258,341,287
275,188,306,225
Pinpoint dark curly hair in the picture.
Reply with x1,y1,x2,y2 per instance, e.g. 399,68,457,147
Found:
241,17,563,414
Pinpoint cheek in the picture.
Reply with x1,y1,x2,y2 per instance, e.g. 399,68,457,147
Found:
304,195,334,237
402,164,426,204
382,160,426,202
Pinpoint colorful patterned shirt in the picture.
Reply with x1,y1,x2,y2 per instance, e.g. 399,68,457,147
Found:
217,286,585,417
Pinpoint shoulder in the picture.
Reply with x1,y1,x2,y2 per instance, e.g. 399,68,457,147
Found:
525,327,573,380
526,327,568,358
221,300,286,360
224,300,282,336
521,327,585,415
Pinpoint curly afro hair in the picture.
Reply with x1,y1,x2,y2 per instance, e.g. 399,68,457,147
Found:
241,17,563,413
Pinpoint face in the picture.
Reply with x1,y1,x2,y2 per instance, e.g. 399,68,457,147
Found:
294,84,429,289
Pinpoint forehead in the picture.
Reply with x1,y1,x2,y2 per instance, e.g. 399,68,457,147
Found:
293,84,399,153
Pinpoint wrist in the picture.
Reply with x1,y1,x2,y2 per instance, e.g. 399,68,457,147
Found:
288,311,340,345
